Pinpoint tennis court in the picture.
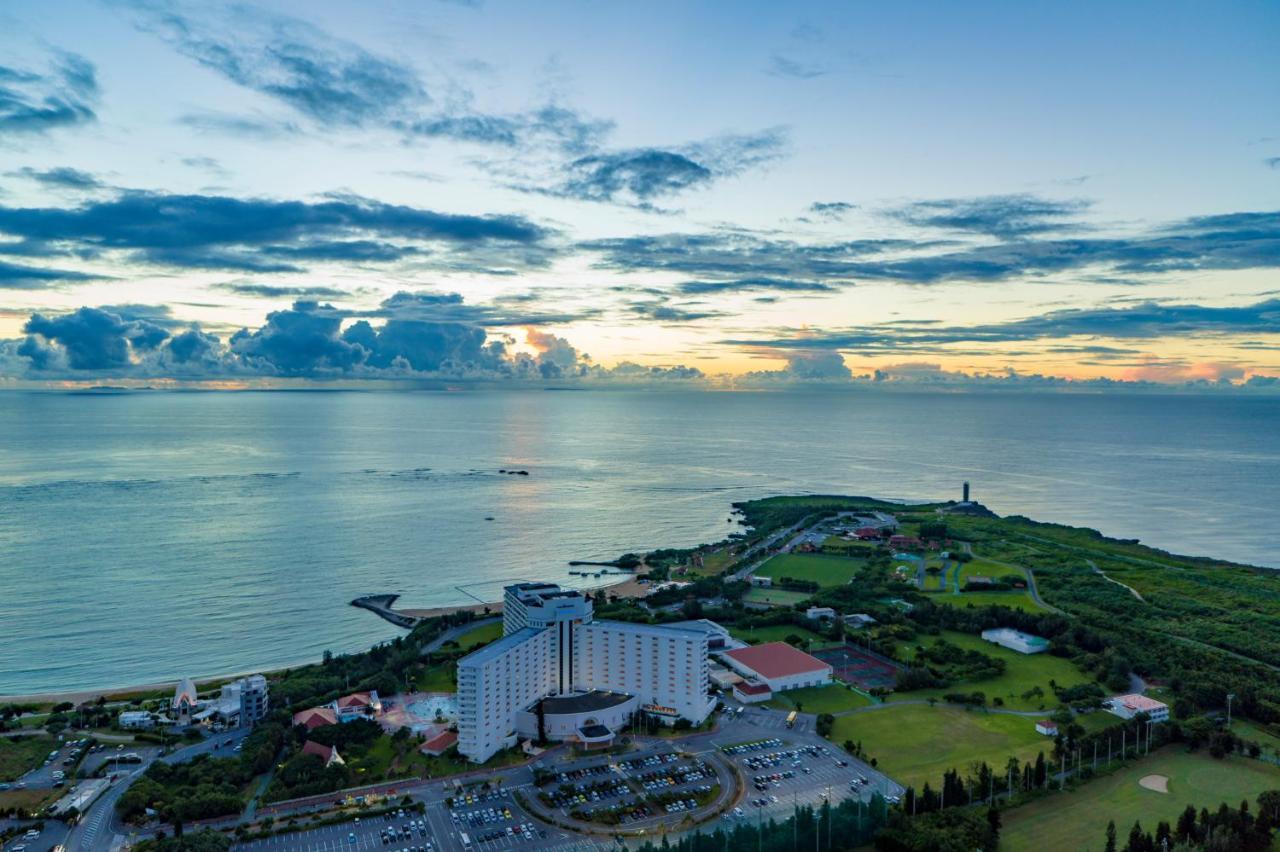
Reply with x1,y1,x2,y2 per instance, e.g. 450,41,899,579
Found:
812,643,904,690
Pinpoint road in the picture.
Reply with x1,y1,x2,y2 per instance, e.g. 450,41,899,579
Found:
423,617,503,656
61,727,252,851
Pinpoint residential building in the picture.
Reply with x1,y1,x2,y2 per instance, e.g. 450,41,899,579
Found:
118,711,157,729
749,576,773,588
844,613,876,629
889,535,922,550
720,642,833,692
293,706,338,730
1035,720,1058,736
981,628,1049,655
805,606,836,621
1106,694,1169,722
300,740,344,767
334,691,381,722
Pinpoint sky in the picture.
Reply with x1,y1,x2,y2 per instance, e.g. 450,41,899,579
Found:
0,0,1277,389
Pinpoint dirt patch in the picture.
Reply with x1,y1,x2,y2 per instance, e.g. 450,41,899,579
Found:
1138,774,1169,793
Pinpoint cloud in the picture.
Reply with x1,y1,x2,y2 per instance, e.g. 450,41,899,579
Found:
7,166,103,189
176,110,299,139
628,302,724,322
583,207,1280,286
0,260,106,289
24,306,145,369
767,55,828,79
3,292,709,384
214,282,353,299
0,52,99,137
806,201,856,221
721,298,1280,356
124,2,426,129
543,128,787,206
407,105,613,155
0,189,555,275
887,194,1090,239
677,277,837,295
739,349,852,385
1266,157,1280,170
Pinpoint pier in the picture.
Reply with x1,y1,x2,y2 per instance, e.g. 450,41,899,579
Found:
350,594,421,629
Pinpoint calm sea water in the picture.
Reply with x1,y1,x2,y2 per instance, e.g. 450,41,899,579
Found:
1,389,1277,695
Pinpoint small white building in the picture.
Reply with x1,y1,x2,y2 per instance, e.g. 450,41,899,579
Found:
844,613,877,629
118,711,157,730
805,607,836,621
1106,694,1169,723
749,576,773,588
981,628,1049,655
1035,720,1058,736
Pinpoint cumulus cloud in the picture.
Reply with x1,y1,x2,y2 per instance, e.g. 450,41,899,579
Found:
2,292,700,385
0,52,99,137
739,349,852,385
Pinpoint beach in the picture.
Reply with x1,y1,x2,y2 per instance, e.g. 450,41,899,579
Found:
0,574,649,706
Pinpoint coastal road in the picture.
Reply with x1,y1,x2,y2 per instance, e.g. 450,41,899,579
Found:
729,512,858,583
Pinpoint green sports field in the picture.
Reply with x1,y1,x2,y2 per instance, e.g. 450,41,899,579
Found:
828,704,1050,790
959,558,1026,583
754,553,864,588
886,630,1095,711
1000,749,1280,851
455,620,503,651
743,587,813,607
728,623,826,646
766,685,875,714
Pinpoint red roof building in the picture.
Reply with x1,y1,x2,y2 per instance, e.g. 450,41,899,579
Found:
292,706,338,730
889,535,922,550
419,730,458,756
721,642,833,692
300,740,344,767
855,527,881,540
732,680,772,704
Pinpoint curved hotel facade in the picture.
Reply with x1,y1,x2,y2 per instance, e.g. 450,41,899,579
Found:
458,582,714,763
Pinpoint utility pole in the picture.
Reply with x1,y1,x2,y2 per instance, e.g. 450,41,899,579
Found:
1227,693,1235,730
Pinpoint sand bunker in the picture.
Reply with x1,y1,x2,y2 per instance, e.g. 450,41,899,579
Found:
1138,774,1169,793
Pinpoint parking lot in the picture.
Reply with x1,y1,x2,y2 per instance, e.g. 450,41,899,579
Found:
711,725,902,827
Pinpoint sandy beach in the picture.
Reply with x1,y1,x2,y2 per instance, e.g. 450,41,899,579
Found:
0,575,650,706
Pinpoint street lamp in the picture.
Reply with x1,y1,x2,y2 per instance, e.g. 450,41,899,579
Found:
1226,693,1235,730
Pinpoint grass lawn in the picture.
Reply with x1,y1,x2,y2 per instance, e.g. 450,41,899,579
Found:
887,630,1094,712
1075,711,1124,735
959,558,1025,582
743,587,813,608
728,624,826,646
755,553,864,588
413,661,456,693
828,705,1048,790
822,537,880,555
925,590,1045,613
1000,749,1280,851
766,686,874,714
1231,720,1280,758
455,621,503,652
0,787,59,814
0,734,56,782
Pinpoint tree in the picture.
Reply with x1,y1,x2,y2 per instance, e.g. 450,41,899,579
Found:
1105,819,1117,852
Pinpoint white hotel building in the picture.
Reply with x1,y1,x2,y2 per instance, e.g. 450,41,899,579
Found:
458,583,714,763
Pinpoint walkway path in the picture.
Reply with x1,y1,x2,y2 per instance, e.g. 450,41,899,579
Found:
1088,559,1146,603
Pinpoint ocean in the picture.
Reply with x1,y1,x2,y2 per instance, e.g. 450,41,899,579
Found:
1,388,1276,695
